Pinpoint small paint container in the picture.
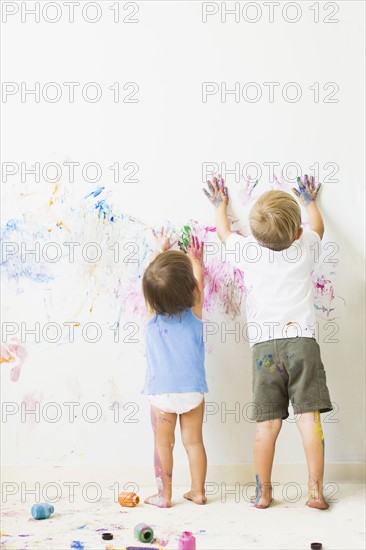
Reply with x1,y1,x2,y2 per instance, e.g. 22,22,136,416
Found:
31,503,55,520
118,491,140,507
134,523,154,543
178,531,196,550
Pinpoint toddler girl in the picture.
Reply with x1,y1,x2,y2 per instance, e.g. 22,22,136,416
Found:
142,234,208,508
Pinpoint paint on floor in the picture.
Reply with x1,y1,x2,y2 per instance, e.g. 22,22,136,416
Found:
1,484,365,549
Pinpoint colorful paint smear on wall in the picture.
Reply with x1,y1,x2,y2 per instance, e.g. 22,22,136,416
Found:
1,177,344,366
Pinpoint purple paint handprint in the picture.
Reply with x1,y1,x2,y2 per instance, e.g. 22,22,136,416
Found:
187,235,203,262
203,175,229,208
292,175,321,205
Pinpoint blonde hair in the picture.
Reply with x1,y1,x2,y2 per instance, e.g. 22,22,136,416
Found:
249,190,301,251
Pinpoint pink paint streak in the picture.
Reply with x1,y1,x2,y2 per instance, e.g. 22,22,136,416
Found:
1,343,27,382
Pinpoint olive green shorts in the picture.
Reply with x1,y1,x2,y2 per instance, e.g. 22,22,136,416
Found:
251,337,333,421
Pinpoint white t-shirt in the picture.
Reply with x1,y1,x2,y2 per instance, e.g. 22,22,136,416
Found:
224,230,321,346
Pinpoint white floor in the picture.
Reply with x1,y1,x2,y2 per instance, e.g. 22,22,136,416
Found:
1,485,365,550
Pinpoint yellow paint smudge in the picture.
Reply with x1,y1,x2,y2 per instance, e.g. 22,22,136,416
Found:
0,348,15,364
313,410,324,443
56,220,72,234
49,181,60,208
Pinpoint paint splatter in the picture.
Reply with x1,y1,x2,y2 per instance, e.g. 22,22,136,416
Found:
254,474,262,504
315,276,331,293
1,342,27,382
178,224,192,253
313,410,325,447
1,180,344,354
257,354,284,378
1,187,248,324
238,178,261,205
21,392,43,425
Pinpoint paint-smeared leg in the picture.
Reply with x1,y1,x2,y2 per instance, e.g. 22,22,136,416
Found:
180,401,207,504
252,418,282,508
145,405,177,508
296,410,329,510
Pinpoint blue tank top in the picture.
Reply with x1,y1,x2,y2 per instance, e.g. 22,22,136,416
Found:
143,308,208,395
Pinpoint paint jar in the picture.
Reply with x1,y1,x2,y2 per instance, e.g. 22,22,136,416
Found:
118,491,140,507
31,503,55,520
134,523,154,543
178,531,196,550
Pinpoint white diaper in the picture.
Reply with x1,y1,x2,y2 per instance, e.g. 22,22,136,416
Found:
148,392,204,414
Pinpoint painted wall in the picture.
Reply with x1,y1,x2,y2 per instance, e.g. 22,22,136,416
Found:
1,1,365,471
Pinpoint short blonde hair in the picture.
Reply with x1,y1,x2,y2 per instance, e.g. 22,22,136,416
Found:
249,190,301,251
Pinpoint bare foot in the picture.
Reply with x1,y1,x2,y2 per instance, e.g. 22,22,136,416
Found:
183,490,207,505
306,498,329,510
144,494,171,508
250,495,272,509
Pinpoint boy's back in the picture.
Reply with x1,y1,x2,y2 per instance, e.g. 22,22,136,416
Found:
225,229,321,344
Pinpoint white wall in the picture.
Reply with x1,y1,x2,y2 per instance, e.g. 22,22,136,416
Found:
1,1,365,475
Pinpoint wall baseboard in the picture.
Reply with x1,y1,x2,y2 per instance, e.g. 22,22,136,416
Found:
1,463,365,488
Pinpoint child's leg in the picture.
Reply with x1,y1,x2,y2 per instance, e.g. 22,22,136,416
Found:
295,410,329,509
253,418,282,508
180,401,207,504
145,405,177,508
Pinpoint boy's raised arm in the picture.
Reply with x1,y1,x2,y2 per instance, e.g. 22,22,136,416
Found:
293,175,324,240
203,176,231,243
306,201,324,240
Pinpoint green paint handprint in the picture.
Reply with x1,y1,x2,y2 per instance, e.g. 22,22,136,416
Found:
178,225,192,253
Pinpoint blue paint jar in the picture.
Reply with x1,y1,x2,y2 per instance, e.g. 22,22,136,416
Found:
31,503,55,520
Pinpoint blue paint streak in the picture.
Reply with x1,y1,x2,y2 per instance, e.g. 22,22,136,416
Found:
255,474,262,504
84,187,105,199
1,219,21,240
94,199,111,220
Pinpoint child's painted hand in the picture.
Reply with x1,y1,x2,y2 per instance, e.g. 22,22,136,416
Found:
187,235,203,262
152,226,177,253
292,175,321,205
203,175,229,208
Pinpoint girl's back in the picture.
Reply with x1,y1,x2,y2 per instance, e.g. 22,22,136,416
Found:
143,308,207,395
